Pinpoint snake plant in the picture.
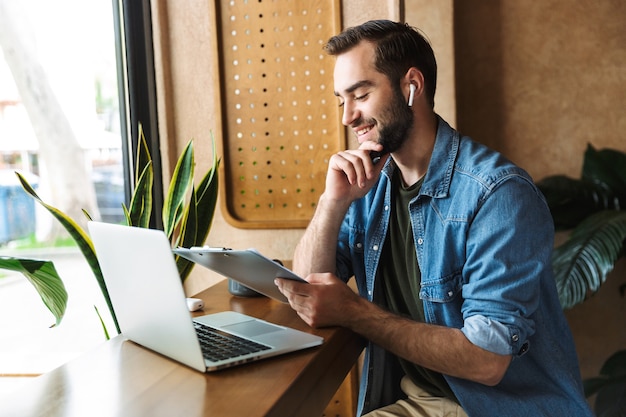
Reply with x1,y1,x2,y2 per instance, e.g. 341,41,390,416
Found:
0,125,219,335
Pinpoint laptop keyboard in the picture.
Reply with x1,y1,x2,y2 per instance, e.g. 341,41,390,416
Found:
193,322,272,362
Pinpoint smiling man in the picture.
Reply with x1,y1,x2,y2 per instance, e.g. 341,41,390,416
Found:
275,20,592,417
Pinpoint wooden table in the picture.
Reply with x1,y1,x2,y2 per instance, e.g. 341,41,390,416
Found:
2,280,364,417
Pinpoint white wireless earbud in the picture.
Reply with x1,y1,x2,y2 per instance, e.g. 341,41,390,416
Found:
408,84,416,107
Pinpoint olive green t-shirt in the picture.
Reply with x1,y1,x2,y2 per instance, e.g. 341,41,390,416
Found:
379,170,458,403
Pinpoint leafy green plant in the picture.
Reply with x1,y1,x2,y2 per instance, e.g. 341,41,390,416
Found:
536,144,626,309
0,257,67,326
0,125,219,336
536,144,626,415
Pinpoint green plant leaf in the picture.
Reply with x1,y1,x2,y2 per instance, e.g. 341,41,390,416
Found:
175,187,199,279
599,349,626,378
595,383,626,417
15,171,120,333
163,140,194,238
0,257,67,327
179,187,198,248
124,161,153,227
124,124,153,228
537,175,619,230
193,134,220,247
584,350,626,416
582,144,626,197
553,210,626,309
136,123,152,184
583,376,610,397
94,305,110,340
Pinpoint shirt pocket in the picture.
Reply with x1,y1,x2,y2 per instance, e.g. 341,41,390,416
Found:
419,271,464,326
419,271,462,302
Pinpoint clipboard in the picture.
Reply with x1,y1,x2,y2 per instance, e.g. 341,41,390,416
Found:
173,247,306,303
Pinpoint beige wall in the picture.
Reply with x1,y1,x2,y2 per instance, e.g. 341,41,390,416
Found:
455,0,626,181
151,0,625,384
405,0,456,126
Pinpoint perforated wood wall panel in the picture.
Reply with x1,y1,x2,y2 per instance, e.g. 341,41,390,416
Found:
217,0,344,228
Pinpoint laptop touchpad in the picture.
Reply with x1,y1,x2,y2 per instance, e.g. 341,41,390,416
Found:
223,321,283,337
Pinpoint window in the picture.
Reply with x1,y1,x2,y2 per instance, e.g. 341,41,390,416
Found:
0,0,159,384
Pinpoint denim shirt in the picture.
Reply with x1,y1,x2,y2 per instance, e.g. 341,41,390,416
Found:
336,117,592,416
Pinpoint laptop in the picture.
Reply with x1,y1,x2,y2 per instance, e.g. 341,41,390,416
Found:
173,247,306,303
88,221,323,372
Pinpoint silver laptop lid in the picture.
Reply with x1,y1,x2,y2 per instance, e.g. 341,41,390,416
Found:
88,221,207,372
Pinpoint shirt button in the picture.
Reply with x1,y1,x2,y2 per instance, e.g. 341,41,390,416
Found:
372,245,379,251
417,238,424,245
512,334,519,342
384,205,389,211
448,291,453,297
356,242,363,249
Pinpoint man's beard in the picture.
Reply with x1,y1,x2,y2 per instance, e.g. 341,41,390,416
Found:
376,85,414,154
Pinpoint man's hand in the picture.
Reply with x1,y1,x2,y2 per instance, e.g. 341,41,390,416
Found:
275,273,361,328
323,144,389,205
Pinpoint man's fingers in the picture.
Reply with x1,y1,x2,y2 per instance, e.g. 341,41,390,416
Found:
329,152,361,185
275,278,307,297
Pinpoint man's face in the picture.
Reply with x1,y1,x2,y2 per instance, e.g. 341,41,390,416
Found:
333,41,414,153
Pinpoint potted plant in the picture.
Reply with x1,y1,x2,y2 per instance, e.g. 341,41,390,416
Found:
536,144,626,309
536,144,626,416
0,125,219,337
